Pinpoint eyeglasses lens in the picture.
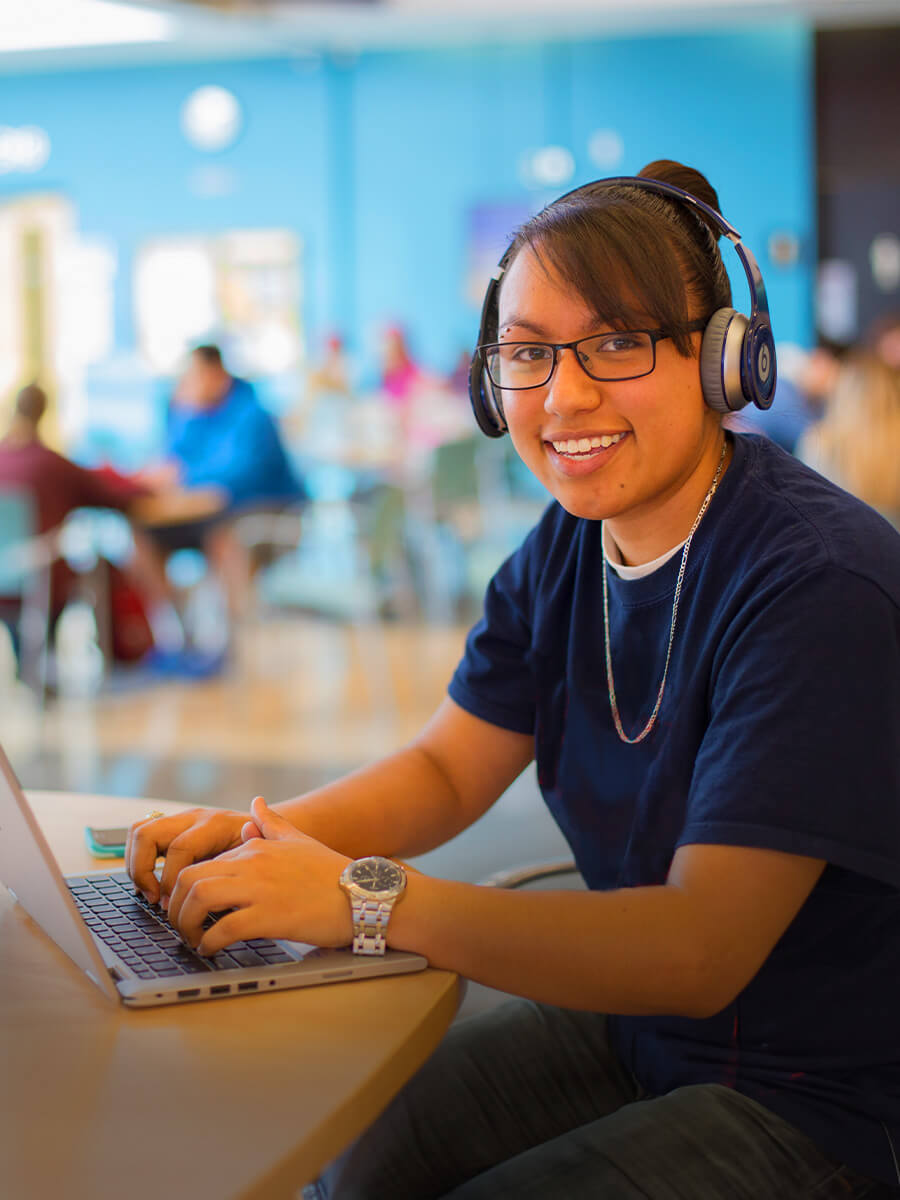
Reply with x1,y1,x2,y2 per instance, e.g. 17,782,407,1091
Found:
487,331,654,388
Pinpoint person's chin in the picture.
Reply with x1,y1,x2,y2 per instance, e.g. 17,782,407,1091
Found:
531,446,625,519
555,494,620,523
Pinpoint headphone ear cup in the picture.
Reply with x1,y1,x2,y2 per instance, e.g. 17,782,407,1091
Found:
700,308,750,413
468,351,507,438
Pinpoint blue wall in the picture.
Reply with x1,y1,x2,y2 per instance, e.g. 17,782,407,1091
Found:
0,24,814,408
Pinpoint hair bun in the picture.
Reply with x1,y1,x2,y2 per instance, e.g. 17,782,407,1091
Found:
638,159,723,240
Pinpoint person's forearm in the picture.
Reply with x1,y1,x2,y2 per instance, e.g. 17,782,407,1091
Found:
272,743,468,861
387,874,724,1018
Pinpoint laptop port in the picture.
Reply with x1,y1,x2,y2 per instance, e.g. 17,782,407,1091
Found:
210,984,230,995
177,988,201,999
237,981,258,992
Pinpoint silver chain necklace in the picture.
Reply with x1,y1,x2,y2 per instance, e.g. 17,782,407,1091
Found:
602,438,728,745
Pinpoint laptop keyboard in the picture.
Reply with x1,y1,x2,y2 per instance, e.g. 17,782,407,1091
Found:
67,871,294,980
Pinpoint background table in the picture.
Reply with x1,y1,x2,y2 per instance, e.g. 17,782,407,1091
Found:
0,791,460,1200
130,484,227,528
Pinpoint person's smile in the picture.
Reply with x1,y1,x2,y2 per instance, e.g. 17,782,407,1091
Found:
543,428,631,476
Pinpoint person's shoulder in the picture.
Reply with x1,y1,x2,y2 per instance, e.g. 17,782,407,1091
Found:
729,434,900,601
1,439,80,477
227,375,261,407
226,377,281,429
0,437,61,462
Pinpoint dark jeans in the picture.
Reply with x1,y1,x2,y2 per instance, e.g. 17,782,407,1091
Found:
320,998,892,1199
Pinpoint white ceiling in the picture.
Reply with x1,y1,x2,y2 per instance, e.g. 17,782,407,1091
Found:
1,0,896,72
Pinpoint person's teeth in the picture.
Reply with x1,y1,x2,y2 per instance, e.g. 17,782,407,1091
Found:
551,431,626,454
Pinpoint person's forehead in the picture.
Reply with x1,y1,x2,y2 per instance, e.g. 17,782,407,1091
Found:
498,247,651,336
498,250,595,329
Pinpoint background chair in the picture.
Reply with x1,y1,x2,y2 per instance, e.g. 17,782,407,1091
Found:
405,435,548,623
481,859,581,890
0,489,61,701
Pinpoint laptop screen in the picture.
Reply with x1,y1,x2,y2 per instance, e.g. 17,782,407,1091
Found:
0,744,118,1002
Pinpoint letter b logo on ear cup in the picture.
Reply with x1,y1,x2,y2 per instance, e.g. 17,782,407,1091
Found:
744,319,776,410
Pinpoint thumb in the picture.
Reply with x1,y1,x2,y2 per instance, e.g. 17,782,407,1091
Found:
250,795,300,841
240,820,261,843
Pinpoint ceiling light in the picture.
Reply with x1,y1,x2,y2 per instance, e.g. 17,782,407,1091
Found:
0,0,174,54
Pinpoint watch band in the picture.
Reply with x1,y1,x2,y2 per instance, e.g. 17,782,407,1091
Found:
350,897,394,955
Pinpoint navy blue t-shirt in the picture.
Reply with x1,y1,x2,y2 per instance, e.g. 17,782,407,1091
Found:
449,433,900,1185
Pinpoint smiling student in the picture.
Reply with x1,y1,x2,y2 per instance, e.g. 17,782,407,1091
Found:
128,161,900,1199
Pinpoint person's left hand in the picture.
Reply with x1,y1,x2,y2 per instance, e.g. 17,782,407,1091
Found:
166,796,353,957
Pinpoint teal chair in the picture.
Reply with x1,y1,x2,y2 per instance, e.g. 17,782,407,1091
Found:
0,489,61,699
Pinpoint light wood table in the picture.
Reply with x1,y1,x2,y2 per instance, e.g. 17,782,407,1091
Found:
130,485,227,528
0,792,460,1200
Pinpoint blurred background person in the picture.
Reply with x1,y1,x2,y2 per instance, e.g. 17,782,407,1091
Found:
725,341,842,453
380,324,421,410
377,324,426,447
796,351,900,527
294,331,356,456
135,344,307,658
866,310,900,372
375,324,473,453
0,382,161,676
308,332,352,401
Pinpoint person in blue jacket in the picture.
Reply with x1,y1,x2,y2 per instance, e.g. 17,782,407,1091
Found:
128,163,900,1198
138,344,305,653
161,343,302,513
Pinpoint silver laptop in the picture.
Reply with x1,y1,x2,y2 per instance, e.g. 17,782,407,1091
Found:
0,744,427,1008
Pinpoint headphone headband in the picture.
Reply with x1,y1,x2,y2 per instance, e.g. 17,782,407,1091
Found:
468,174,776,436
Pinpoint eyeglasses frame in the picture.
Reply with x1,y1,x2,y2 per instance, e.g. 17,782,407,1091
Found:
479,319,709,391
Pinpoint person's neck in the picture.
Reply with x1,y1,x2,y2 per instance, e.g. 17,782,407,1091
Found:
605,432,730,568
2,418,41,447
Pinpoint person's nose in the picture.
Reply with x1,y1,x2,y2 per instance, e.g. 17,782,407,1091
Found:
543,346,603,418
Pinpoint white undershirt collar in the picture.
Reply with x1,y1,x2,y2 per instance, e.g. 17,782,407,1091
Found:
602,523,687,580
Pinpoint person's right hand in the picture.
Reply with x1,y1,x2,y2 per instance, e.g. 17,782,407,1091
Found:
132,460,181,492
125,807,249,907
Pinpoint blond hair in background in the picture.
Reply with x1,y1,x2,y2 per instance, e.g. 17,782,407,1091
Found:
797,351,900,524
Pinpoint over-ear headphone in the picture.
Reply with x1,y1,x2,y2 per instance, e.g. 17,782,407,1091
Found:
468,175,776,438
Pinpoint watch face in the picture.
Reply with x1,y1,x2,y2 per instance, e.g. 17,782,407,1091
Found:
349,857,404,894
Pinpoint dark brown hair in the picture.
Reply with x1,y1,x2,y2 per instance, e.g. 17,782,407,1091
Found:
14,383,47,425
192,344,224,369
499,159,732,357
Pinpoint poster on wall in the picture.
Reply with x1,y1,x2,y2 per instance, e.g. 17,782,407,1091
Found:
465,202,531,309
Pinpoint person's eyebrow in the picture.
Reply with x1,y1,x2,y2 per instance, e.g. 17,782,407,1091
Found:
497,315,549,337
498,314,611,339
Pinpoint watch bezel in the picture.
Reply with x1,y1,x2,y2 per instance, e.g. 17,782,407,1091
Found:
340,855,407,901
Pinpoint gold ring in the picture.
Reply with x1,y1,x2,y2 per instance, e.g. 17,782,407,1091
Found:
143,809,165,821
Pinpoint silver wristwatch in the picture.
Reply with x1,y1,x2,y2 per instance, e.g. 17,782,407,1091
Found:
339,856,407,955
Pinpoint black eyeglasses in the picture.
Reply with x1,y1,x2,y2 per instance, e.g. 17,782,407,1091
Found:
480,321,707,390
